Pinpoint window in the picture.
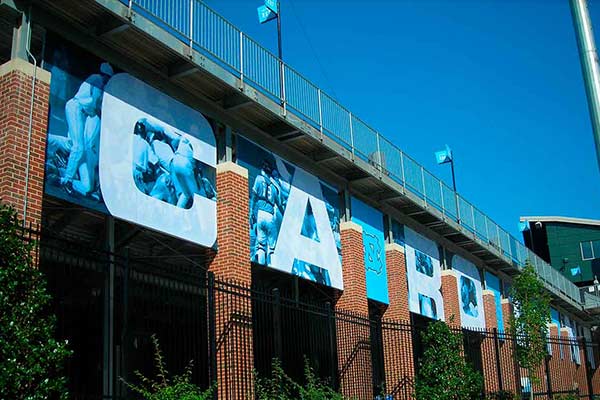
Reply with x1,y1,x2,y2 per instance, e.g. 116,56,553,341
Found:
580,239,600,260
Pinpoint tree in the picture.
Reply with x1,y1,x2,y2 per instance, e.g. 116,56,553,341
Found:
0,204,71,399
414,319,483,400
509,262,551,400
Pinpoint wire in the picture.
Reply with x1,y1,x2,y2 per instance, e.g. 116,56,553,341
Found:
287,0,338,98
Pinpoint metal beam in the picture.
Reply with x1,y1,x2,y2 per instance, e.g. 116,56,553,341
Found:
168,60,199,79
222,92,253,111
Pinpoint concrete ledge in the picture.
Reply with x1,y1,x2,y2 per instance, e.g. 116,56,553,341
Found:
483,289,496,297
547,323,559,329
501,298,511,304
384,242,405,254
0,58,51,84
340,220,363,233
216,161,248,178
441,269,457,277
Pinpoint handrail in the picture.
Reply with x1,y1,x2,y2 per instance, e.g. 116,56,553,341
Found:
122,0,586,309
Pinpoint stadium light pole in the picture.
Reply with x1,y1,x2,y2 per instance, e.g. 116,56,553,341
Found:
257,0,283,102
435,145,459,221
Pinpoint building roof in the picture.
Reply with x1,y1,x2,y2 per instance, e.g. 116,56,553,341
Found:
520,216,600,227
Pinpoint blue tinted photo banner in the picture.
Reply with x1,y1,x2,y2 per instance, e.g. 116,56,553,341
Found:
351,197,389,304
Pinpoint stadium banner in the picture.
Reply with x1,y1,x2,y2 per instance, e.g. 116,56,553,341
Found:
484,271,505,333
404,226,444,320
449,253,485,329
351,198,388,304
43,36,217,247
237,137,343,289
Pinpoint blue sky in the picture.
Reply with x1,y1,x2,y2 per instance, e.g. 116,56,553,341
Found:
204,0,600,239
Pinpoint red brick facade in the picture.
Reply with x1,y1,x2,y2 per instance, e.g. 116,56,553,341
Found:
0,59,50,226
441,269,461,327
336,221,373,400
208,162,253,400
382,243,414,397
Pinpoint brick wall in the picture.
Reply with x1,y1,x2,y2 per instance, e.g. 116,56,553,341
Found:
208,162,253,400
481,290,500,393
382,243,414,397
499,298,520,393
336,221,372,400
441,270,461,327
0,59,51,227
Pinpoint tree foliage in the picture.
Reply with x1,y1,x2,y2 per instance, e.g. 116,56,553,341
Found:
120,334,214,400
415,319,483,400
509,262,551,387
0,203,71,399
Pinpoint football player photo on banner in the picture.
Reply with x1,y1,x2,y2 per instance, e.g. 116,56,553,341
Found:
237,137,343,289
450,253,485,329
404,227,444,320
43,36,217,247
351,198,388,304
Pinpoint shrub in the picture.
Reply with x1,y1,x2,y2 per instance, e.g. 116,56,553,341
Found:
0,204,71,399
120,334,214,400
255,357,346,400
414,319,483,400
486,391,518,400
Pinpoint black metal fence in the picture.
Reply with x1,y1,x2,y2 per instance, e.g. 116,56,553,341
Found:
24,225,600,400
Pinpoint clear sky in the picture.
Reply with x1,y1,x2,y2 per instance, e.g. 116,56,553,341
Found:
204,0,600,240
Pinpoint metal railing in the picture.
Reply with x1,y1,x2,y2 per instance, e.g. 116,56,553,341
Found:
121,0,586,308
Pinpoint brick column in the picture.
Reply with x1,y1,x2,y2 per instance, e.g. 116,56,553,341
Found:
0,58,51,226
441,270,461,326
576,338,591,397
499,298,519,394
335,221,372,400
547,324,563,393
482,290,500,394
560,328,578,394
382,243,414,397
208,162,253,400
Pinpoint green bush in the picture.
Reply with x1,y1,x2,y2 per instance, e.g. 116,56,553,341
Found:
255,357,346,400
553,394,579,400
486,391,518,400
414,319,483,400
121,334,214,400
0,204,71,399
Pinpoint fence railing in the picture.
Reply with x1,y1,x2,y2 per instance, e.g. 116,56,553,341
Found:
36,228,600,400
118,0,585,308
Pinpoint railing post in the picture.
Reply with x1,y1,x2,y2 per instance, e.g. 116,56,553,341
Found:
272,288,282,361
189,0,194,53
484,216,490,245
376,132,383,177
127,0,134,19
421,166,427,207
455,193,461,224
318,88,323,140
280,61,287,116
544,353,553,399
496,225,501,250
349,112,355,160
470,205,476,236
493,328,503,392
581,337,594,400
400,150,406,191
239,31,244,88
207,272,217,397
326,301,338,390
439,180,445,218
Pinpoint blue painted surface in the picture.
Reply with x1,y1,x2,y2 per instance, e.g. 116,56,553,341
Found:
484,271,505,333
351,197,389,304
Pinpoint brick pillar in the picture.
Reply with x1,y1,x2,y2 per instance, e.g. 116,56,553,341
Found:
382,243,414,397
441,270,461,326
547,324,562,393
336,221,372,400
482,290,500,394
576,338,591,397
499,298,519,394
207,162,253,400
0,58,51,226
560,328,578,394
